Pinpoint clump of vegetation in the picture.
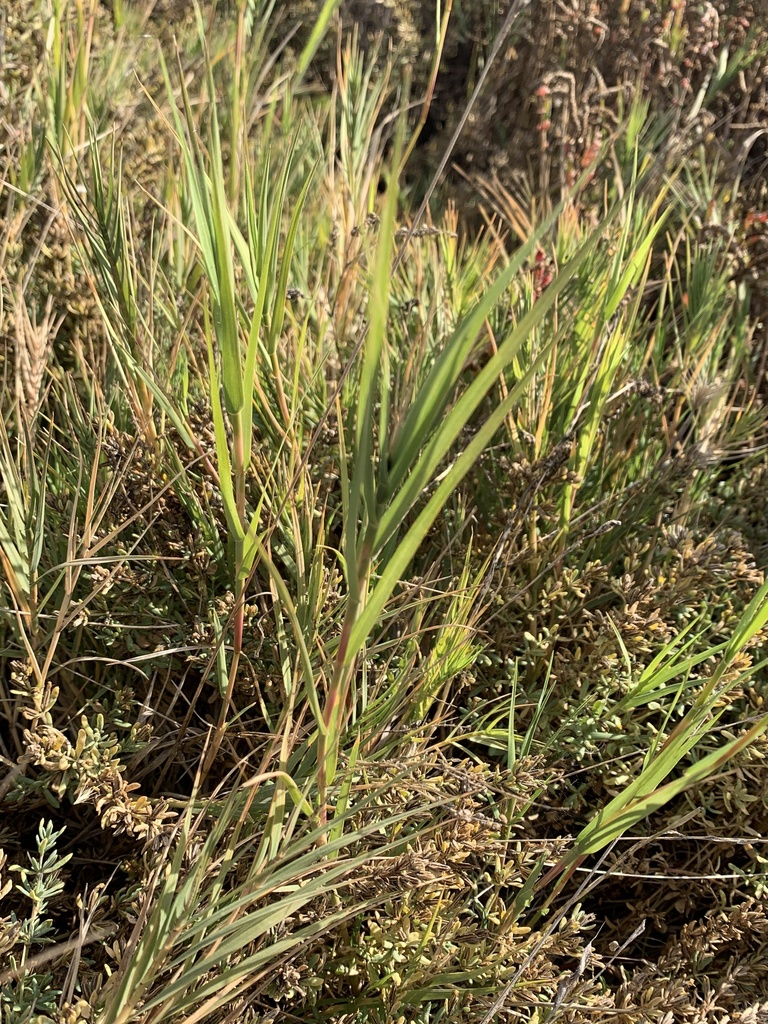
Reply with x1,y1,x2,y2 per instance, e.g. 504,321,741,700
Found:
2,2,768,1022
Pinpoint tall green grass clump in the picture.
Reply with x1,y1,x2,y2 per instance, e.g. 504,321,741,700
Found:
2,2,768,1022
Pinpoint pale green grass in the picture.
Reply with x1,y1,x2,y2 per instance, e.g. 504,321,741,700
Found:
1,2,768,1022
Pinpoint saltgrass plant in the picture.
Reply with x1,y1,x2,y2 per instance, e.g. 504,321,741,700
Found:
2,2,768,1021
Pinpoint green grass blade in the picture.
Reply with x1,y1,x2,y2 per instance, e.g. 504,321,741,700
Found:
295,0,343,78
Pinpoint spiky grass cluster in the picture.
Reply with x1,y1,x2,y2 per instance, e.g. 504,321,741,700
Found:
2,2,768,1023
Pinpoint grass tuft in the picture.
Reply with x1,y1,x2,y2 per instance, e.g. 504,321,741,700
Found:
2,2,768,1022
